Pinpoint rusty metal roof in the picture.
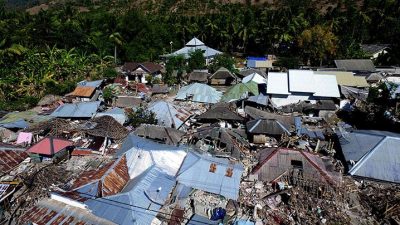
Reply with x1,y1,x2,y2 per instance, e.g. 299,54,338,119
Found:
19,199,114,225
70,155,129,198
67,86,96,97
0,149,28,173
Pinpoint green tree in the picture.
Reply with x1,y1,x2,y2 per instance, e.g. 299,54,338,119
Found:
127,107,157,128
164,54,187,85
109,32,123,64
298,25,337,66
188,49,205,72
208,54,236,73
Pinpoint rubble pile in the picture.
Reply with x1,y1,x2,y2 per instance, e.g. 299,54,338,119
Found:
358,181,400,223
1,67,399,225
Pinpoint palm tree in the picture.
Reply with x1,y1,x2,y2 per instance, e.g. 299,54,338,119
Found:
109,32,123,64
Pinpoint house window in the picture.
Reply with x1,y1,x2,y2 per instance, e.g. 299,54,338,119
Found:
225,168,233,177
291,160,303,169
209,163,217,173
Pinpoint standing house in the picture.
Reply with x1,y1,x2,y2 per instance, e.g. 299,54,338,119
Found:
188,70,211,83
51,101,101,119
163,37,222,65
175,83,222,104
361,44,389,60
122,62,163,83
337,130,400,183
267,70,340,108
209,67,238,86
27,137,73,162
66,86,97,102
246,57,273,72
334,59,376,73
251,148,342,187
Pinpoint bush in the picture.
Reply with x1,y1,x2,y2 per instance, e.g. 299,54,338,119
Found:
127,107,157,127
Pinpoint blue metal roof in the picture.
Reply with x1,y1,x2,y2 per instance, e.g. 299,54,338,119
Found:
77,79,104,88
51,101,101,118
177,151,244,200
349,135,400,183
187,214,221,225
294,117,325,140
247,57,267,61
85,166,176,225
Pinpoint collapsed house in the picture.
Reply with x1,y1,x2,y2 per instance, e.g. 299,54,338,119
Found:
209,67,238,86
251,148,342,187
196,104,244,127
246,119,291,144
20,135,187,225
134,124,185,146
148,101,191,130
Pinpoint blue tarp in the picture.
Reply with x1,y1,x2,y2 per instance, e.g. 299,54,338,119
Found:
0,119,29,129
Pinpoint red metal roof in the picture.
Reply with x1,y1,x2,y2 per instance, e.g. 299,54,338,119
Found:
0,150,28,173
27,137,73,155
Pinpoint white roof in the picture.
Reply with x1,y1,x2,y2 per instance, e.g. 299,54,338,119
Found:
185,37,204,46
270,93,314,108
242,73,267,84
267,72,290,95
289,70,316,93
313,74,341,97
167,45,221,59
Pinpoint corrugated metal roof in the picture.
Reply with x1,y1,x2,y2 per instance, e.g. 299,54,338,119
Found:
19,199,115,225
78,79,104,88
242,73,267,84
176,151,244,200
313,74,340,97
270,94,312,108
316,71,369,87
51,101,101,118
85,166,176,225
148,101,191,129
117,134,187,177
334,59,376,72
0,148,28,173
165,38,221,59
288,70,316,93
266,72,289,95
246,119,290,135
349,135,400,183
247,94,269,106
175,83,222,104
222,82,259,102
187,214,221,225
338,130,386,163
67,86,96,97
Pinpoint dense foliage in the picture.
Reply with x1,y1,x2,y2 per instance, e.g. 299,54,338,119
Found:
1,0,400,109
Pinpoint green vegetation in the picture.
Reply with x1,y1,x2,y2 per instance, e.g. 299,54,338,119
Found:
1,0,400,109
127,107,158,127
